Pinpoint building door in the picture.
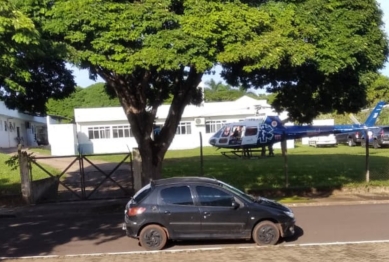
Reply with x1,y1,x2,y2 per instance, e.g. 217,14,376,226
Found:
16,126,24,145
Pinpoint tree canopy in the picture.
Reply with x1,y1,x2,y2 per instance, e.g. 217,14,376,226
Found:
46,83,121,121
0,0,75,115
15,0,389,181
221,0,389,122
366,74,389,106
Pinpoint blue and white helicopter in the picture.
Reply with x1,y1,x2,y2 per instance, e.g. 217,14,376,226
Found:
208,101,386,158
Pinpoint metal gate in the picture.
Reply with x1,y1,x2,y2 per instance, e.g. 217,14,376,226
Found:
29,152,134,202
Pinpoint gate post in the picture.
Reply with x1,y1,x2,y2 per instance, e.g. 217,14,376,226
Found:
132,148,144,192
19,150,32,204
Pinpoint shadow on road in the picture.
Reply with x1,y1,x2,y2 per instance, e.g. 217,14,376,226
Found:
0,214,124,257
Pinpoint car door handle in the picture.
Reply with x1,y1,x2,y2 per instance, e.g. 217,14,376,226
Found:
203,211,211,216
164,211,171,215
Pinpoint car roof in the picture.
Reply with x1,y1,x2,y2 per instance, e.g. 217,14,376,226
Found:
151,176,220,186
370,126,389,131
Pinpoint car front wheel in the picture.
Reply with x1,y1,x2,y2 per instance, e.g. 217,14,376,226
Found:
252,221,280,245
139,225,167,251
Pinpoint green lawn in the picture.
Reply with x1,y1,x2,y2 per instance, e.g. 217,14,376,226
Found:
0,153,60,194
24,143,389,194
81,144,389,192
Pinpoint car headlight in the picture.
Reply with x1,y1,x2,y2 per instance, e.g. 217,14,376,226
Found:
284,211,295,219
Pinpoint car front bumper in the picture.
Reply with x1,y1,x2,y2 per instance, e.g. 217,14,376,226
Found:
279,220,295,238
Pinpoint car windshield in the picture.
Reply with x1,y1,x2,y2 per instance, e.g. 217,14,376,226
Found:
219,181,256,203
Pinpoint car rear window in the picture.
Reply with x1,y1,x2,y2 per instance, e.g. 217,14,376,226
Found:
160,186,194,205
382,127,389,133
132,184,152,203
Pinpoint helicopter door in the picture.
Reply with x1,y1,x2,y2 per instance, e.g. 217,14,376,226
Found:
241,126,259,146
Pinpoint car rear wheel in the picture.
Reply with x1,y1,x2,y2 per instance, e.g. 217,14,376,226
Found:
139,225,167,251
348,139,355,147
373,140,379,149
252,221,280,245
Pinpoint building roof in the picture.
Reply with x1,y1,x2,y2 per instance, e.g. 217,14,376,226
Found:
0,102,47,124
74,95,285,123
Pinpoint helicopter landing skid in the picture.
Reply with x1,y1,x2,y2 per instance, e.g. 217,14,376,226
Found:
220,148,274,159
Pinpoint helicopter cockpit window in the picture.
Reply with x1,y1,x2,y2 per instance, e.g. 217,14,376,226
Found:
222,126,231,137
245,127,258,136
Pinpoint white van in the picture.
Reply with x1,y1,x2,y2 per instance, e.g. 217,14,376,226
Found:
308,134,337,147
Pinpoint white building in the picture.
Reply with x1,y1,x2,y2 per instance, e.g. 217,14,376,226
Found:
0,102,49,148
47,96,294,156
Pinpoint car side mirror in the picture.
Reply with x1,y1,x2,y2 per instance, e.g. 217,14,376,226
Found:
231,200,240,209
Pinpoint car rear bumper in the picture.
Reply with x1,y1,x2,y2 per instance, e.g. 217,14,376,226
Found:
123,217,142,239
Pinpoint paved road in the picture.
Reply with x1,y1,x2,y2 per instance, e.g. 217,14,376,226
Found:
1,203,389,258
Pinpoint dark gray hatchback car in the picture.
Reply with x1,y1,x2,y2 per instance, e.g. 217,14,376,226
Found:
123,177,295,250
361,126,389,148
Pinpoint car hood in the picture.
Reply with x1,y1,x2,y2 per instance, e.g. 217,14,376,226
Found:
257,197,290,212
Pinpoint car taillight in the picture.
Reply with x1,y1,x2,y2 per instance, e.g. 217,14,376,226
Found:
380,130,384,136
356,132,359,138
127,207,146,216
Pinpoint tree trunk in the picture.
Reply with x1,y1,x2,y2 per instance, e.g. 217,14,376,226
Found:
138,141,166,182
98,67,202,185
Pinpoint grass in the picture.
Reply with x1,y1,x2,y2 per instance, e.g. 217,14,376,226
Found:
0,153,60,195
75,143,389,192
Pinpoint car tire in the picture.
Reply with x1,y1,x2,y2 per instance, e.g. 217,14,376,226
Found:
139,225,167,251
252,221,280,246
373,140,379,149
348,139,355,147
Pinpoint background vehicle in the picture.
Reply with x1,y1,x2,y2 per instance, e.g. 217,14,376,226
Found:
361,126,389,148
308,134,337,147
335,131,362,146
123,177,295,250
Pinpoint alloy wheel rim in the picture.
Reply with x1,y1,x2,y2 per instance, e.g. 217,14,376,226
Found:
143,229,162,248
258,225,276,244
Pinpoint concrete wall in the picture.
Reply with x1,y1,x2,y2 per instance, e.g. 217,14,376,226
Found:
48,124,78,156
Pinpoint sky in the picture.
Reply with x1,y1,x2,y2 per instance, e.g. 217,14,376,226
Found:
70,0,389,88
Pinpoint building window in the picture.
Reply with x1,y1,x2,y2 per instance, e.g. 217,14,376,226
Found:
4,121,7,131
176,122,191,135
0,120,2,131
205,120,226,134
88,126,111,139
112,125,133,138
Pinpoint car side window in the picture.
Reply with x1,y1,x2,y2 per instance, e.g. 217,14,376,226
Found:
196,186,234,207
160,186,194,206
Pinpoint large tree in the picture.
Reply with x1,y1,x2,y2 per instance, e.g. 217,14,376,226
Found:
29,0,388,181
366,73,389,106
0,0,75,115
221,0,389,122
